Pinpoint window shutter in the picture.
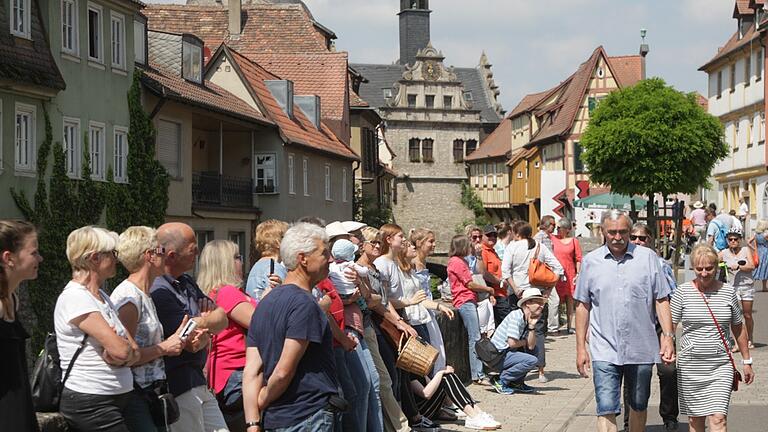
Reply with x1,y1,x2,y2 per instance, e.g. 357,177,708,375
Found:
157,120,180,177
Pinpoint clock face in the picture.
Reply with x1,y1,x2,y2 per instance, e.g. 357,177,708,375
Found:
424,61,440,80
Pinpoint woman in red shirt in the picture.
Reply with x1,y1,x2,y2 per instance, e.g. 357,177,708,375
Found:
448,235,495,385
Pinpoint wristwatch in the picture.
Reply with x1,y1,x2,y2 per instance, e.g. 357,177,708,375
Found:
246,420,263,430
742,358,753,365
527,325,536,331
661,331,676,339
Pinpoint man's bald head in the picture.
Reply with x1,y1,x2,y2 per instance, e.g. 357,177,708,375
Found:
157,222,195,252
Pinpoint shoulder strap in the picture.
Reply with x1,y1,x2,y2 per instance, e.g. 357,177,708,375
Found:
692,281,738,373
61,334,88,387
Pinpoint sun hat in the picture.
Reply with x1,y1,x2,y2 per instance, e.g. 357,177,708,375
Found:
341,221,367,233
325,221,349,239
517,288,546,308
331,239,358,261
693,201,704,209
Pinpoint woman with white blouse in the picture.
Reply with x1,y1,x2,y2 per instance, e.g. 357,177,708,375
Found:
55,226,141,431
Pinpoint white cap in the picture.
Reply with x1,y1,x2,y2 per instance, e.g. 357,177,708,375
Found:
325,221,349,239
341,221,367,233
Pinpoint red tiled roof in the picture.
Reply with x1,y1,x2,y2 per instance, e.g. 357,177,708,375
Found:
350,86,370,108
506,86,560,119
224,47,357,161
466,118,512,161
700,25,759,71
248,52,348,121
696,93,709,111
143,4,328,57
735,0,755,17
608,55,643,87
140,63,271,125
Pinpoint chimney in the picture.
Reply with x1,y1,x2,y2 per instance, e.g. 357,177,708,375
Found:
398,0,431,66
639,28,649,80
295,95,322,129
229,0,241,39
265,80,294,118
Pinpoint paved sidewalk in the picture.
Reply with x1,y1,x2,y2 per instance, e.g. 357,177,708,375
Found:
440,290,768,432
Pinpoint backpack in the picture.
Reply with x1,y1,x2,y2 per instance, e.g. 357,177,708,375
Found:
30,332,87,412
712,219,728,251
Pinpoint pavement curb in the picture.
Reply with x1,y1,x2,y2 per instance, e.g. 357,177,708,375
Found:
545,381,595,432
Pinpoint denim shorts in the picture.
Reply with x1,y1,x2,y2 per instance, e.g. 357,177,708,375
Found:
592,361,653,416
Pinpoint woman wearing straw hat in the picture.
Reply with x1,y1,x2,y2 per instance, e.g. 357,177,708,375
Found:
690,201,707,242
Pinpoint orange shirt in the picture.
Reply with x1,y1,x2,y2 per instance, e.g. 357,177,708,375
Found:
481,244,505,297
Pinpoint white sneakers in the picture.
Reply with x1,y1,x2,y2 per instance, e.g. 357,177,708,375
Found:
464,411,501,430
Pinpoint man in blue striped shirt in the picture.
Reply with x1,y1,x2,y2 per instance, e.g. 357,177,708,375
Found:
489,288,546,394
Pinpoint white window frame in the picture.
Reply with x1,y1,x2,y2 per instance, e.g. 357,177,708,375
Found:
11,0,31,39
182,41,202,83
342,168,348,202
110,12,125,69
63,117,81,178
87,3,103,63
14,103,36,173
302,157,309,196
113,126,128,183
324,164,332,201
88,121,106,180
133,20,146,65
61,0,79,55
288,153,295,195
254,152,277,194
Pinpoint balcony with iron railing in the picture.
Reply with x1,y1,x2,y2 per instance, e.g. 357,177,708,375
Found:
192,171,255,209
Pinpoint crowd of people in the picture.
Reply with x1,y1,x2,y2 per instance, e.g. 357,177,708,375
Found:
0,204,762,432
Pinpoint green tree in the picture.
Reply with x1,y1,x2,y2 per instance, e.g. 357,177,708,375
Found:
460,181,490,228
105,71,170,280
581,78,727,197
12,107,105,348
353,183,393,227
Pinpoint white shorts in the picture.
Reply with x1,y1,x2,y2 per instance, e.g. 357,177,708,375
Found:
736,284,755,301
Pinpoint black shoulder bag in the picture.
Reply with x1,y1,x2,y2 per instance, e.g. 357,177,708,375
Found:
30,333,88,412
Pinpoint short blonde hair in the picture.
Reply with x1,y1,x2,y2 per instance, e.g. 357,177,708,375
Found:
756,219,768,235
117,226,157,273
66,226,119,274
690,243,718,267
197,240,242,294
361,226,379,243
253,219,288,258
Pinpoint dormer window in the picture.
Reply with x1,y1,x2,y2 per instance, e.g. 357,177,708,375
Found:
463,91,473,102
11,0,31,39
382,88,393,99
182,39,202,83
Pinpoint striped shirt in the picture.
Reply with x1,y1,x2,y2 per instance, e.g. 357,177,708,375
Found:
491,309,526,351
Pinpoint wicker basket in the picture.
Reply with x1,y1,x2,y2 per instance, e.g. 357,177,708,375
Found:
395,334,438,376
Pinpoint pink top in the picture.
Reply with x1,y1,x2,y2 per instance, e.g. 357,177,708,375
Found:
207,285,257,394
448,256,477,308
690,208,706,226
552,236,583,298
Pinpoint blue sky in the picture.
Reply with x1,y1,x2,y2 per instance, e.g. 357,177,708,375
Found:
145,0,739,110
300,0,738,110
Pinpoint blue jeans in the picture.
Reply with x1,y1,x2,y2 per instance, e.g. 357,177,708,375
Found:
344,329,384,432
592,361,653,416
267,409,336,432
124,390,167,432
458,302,484,380
499,349,539,385
333,347,356,432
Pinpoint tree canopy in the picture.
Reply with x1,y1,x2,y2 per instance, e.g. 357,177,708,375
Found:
580,78,727,197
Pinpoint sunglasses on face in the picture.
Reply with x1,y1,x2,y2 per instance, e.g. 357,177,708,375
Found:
150,246,166,256
727,237,740,242
629,235,647,242
471,235,482,240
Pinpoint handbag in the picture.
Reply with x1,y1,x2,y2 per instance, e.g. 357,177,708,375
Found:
474,335,504,372
372,312,404,349
528,243,559,288
693,281,743,391
395,333,438,376
30,333,87,412
749,239,759,267
134,380,180,427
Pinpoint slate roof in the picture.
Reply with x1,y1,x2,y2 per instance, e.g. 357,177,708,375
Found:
351,63,504,124
0,0,65,92
699,24,760,71
140,63,272,126
465,118,511,161
248,52,348,121
223,47,358,160
144,4,329,57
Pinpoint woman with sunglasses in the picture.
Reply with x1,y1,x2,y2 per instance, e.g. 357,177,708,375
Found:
624,223,679,432
718,227,755,350
551,218,582,334
112,226,187,432
198,240,256,432
672,243,754,432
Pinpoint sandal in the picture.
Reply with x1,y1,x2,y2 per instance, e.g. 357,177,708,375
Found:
748,341,755,349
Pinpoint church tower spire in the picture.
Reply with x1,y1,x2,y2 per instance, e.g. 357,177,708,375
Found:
398,0,431,66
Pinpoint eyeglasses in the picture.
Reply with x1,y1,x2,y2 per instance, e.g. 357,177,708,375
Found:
366,240,382,247
234,254,243,261
727,237,740,242
471,235,482,240
629,235,647,242
150,246,166,256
